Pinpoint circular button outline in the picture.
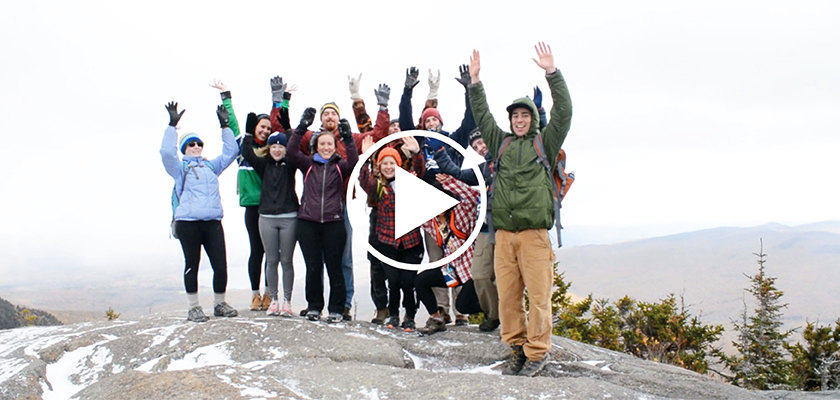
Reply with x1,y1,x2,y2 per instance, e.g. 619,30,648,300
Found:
345,129,487,271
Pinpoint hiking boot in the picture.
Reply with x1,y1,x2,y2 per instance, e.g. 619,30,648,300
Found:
305,310,321,321
280,300,293,317
214,302,238,318
386,316,400,329
299,308,309,317
438,307,452,324
418,317,447,335
260,293,272,311
479,318,501,332
187,306,209,323
266,300,280,316
371,308,389,325
342,307,352,321
455,316,469,326
326,312,344,323
501,345,527,375
250,293,262,311
401,318,416,332
519,354,550,377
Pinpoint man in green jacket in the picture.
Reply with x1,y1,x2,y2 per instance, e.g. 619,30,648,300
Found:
467,42,572,377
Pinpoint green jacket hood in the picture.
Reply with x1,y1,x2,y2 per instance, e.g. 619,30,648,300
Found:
506,96,540,138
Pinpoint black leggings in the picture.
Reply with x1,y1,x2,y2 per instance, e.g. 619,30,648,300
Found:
176,220,228,294
297,219,346,314
373,240,422,319
416,268,450,315
245,206,265,291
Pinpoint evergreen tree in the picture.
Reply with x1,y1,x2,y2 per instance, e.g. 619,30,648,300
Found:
716,239,793,389
787,320,840,391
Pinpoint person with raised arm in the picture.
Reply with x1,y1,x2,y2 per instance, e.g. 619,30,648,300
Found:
467,42,572,377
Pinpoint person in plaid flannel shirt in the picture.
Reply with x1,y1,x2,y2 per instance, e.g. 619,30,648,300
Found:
359,137,425,331
416,174,481,335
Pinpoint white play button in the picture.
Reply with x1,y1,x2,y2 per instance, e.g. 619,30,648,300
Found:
394,166,460,239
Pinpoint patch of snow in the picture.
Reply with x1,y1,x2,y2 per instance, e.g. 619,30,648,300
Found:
168,340,235,371
403,349,425,370
601,363,613,371
111,363,125,374
582,360,604,366
276,378,310,399
41,338,111,400
359,387,382,399
435,340,465,347
100,334,119,341
234,320,268,331
135,356,164,373
345,332,378,340
449,360,504,375
269,347,288,359
137,324,181,350
0,359,28,385
242,360,278,370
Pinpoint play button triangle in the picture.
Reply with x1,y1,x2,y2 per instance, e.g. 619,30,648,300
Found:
394,167,460,239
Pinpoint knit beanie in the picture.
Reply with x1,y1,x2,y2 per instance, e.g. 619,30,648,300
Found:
267,131,287,147
468,128,482,146
377,147,402,167
179,132,203,154
320,102,340,117
420,108,443,130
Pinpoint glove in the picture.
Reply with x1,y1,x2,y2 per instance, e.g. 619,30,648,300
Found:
216,105,230,128
338,118,353,142
405,66,420,89
348,73,362,100
270,76,286,104
165,101,185,127
245,112,257,135
220,91,231,101
374,83,390,107
427,69,440,100
297,107,316,132
533,86,543,109
455,64,470,88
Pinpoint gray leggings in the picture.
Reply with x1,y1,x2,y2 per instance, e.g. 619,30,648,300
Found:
259,216,297,301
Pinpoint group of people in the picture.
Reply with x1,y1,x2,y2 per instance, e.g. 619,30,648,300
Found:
160,42,572,377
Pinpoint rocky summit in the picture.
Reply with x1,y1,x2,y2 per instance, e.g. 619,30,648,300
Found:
0,311,836,400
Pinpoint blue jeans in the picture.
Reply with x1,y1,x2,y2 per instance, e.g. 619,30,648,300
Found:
342,209,354,309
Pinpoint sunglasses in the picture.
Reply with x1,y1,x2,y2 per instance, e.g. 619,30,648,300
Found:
187,141,204,148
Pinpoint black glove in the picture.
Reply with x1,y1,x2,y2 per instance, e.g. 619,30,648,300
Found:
216,105,230,128
297,107,316,132
245,112,257,135
270,76,286,104
405,66,420,89
220,91,231,101
455,64,471,88
338,118,353,141
374,84,390,106
165,101,185,127
277,108,291,131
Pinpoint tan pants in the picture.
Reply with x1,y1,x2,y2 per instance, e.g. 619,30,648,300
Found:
472,232,499,320
494,229,554,361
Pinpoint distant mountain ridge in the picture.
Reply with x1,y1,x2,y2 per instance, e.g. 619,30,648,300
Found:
557,221,840,333
0,296,62,329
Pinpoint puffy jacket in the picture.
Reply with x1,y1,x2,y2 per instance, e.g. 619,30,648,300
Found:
240,134,299,216
286,129,358,223
160,126,239,221
468,70,572,231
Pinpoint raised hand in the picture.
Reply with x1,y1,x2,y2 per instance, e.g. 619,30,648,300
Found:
338,118,353,141
401,136,420,154
216,105,230,128
270,76,286,103
405,67,420,89
286,84,298,92
209,79,231,100
348,73,362,100
245,112,258,135
427,69,440,100
165,102,185,127
374,83,390,107
532,41,556,73
455,64,471,88
533,86,543,109
360,136,374,154
298,107,317,131
469,50,481,84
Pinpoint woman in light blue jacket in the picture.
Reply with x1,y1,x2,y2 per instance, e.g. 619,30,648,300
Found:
160,102,239,322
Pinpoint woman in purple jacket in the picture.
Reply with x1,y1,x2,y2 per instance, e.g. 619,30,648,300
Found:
286,107,358,323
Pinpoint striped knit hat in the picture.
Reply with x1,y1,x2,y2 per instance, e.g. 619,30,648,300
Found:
320,102,340,117
178,132,203,154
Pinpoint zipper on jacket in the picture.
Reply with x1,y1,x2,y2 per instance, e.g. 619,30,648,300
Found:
320,164,327,223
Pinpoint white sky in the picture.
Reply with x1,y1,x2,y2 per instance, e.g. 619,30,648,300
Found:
1,1,838,282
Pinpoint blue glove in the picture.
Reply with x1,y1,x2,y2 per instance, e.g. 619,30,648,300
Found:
533,86,543,109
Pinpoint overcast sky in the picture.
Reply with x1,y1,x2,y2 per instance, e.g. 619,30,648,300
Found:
1,1,838,284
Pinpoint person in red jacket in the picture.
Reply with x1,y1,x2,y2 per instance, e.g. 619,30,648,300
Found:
286,107,358,323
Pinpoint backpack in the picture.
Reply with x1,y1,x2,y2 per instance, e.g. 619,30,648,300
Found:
170,160,215,238
489,132,574,247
